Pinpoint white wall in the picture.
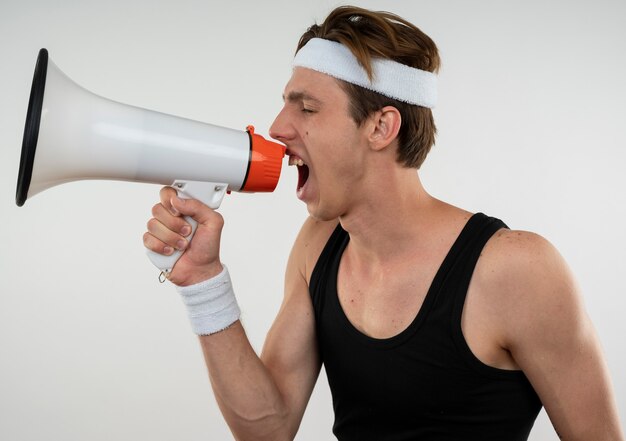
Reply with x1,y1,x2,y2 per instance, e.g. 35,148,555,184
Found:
1,0,624,439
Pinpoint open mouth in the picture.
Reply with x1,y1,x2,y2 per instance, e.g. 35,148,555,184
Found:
289,155,310,192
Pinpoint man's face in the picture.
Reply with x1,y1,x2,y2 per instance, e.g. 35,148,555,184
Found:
270,67,370,220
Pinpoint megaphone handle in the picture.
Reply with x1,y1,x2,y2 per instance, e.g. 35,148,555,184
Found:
146,180,229,276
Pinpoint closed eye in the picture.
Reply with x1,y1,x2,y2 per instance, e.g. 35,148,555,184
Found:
283,91,322,115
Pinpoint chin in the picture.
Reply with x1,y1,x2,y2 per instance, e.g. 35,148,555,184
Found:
305,200,343,222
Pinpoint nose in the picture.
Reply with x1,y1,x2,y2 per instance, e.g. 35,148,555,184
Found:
269,106,295,144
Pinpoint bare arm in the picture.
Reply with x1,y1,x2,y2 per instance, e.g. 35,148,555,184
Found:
489,231,624,440
198,220,323,440
144,188,328,440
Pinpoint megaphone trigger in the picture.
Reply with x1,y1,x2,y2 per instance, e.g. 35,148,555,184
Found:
146,180,228,274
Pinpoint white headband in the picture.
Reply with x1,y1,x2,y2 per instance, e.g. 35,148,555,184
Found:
292,38,437,108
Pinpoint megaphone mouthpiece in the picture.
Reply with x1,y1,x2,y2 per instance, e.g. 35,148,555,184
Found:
243,125,285,192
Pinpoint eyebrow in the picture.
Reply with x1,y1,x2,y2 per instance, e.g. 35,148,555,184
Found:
283,91,323,104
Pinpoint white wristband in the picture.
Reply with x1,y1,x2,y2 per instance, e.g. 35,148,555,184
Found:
176,265,240,335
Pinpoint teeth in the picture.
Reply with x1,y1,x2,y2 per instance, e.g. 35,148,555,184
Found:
289,156,305,167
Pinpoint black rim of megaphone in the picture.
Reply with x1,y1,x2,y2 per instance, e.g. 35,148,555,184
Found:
16,48,48,207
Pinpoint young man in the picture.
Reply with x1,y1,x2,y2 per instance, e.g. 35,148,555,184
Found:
143,6,624,441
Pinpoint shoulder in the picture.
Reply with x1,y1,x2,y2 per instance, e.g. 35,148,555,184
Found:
474,227,585,347
478,228,574,293
474,229,622,438
287,216,339,284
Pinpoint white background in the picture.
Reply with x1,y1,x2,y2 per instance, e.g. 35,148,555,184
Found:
1,0,624,439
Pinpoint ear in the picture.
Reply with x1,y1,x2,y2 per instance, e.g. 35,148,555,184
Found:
367,106,401,151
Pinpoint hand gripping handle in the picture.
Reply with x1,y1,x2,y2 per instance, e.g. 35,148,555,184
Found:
146,180,228,276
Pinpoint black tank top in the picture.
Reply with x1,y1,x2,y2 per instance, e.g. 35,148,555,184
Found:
309,213,542,441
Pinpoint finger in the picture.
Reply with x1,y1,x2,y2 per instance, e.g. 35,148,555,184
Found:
142,231,175,256
159,186,180,215
146,218,189,251
151,203,192,237
170,196,224,229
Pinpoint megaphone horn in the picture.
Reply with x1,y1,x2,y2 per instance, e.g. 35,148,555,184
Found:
16,48,286,273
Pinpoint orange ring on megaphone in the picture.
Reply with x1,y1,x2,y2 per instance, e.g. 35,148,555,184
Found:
241,125,286,192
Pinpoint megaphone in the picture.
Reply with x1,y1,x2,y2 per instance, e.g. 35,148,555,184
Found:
16,48,286,274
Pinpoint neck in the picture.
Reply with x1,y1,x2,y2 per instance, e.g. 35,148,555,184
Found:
338,166,446,266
